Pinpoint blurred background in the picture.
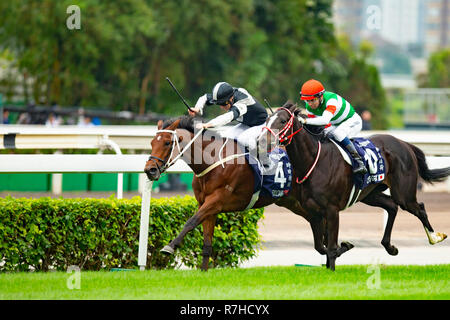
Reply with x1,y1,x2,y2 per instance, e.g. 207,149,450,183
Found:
0,0,449,194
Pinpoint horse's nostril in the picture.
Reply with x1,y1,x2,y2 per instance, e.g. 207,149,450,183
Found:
145,167,158,177
144,167,157,175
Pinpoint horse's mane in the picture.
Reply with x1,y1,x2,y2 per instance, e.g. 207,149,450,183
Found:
281,100,297,110
162,115,199,133
280,100,306,119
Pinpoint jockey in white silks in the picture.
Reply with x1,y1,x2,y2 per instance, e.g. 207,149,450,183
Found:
190,82,268,151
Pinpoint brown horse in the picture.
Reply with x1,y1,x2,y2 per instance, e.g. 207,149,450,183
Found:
144,115,341,271
260,101,449,270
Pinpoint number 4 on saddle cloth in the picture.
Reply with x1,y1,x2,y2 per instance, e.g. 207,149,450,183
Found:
331,137,386,191
244,147,293,209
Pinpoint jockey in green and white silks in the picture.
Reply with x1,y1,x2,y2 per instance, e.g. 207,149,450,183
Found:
299,79,368,175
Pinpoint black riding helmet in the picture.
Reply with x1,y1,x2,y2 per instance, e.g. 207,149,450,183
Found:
211,82,235,105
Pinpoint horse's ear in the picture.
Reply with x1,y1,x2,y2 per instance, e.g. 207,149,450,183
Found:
167,119,181,130
286,102,299,115
157,120,163,130
282,100,298,113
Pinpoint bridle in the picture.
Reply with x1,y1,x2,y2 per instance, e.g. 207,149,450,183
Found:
262,107,321,184
148,128,204,175
262,107,304,146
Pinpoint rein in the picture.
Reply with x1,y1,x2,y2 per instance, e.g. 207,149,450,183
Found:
263,107,321,184
150,127,247,178
148,128,204,174
296,140,321,184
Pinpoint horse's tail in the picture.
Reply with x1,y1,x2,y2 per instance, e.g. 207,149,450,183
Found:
408,143,450,183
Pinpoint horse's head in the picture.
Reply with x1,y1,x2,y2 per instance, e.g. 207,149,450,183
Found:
258,101,303,153
144,119,183,181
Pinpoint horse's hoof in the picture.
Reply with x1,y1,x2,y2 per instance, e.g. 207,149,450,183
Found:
160,245,175,255
382,241,399,255
432,232,448,244
425,228,447,245
387,246,399,256
341,241,354,251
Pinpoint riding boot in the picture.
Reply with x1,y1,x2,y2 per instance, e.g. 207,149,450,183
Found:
344,141,368,175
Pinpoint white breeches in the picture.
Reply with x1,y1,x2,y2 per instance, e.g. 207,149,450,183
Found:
223,123,266,150
324,113,363,142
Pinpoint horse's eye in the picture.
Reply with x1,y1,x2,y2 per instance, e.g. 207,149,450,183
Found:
165,141,171,146
280,119,287,124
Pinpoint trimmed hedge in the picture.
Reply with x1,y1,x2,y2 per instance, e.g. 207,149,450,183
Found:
0,196,264,271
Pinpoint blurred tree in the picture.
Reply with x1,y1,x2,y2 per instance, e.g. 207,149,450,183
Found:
426,49,450,88
324,36,387,129
0,0,387,125
375,42,412,75
253,0,336,106
0,0,158,110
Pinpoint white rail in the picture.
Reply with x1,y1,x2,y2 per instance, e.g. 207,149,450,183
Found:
0,125,157,150
1,125,449,270
1,125,450,155
0,154,191,173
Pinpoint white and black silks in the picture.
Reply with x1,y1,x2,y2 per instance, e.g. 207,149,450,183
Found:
195,87,268,149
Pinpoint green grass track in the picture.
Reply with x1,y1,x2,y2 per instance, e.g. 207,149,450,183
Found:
1,265,449,300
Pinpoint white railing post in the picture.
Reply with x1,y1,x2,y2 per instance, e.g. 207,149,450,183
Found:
138,177,153,271
51,150,63,195
52,173,63,195
101,135,123,199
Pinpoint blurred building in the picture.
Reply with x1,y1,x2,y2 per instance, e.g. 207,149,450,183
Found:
333,0,449,89
424,0,450,56
379,0,420,48
333,0,449,57
332,0,365,44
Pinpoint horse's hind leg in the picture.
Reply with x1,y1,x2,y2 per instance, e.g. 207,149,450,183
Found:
361,189,399,255
407,202,446,244
390,186,447,245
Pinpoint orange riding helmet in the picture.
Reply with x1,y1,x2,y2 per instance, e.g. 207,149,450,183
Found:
300,79,325,100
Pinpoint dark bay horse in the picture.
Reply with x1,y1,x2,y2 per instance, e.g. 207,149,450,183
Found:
260,102,449,270
144,115,336,271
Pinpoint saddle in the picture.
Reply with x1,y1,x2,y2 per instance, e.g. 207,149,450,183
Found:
244,146,293,209
330,137,386,191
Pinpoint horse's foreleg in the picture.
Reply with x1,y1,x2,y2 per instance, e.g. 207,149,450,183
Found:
161,198,222,262
201,215,217,271
160,214,201,255
325,208,340,271
309,215,327,255
311,216,354,268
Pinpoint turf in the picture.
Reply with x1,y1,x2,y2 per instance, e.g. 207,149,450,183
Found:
1,265,449,300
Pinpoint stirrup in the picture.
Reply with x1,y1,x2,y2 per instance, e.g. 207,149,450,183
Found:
353,162,367,175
